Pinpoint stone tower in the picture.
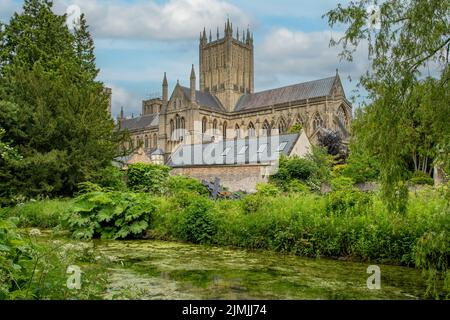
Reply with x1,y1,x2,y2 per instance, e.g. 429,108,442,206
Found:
199,19,254,112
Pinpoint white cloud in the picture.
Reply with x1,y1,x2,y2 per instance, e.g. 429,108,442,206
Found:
255,28,369,90
106,83,142,118
54,0,253,40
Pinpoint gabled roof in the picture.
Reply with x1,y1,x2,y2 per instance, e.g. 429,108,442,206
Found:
167,133,300,167
118,114,159,131
180,86,226,112
235,75,337,111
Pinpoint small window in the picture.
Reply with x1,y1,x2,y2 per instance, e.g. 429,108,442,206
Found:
277,142,288,151
257,144,267,153
221,147,231,156
238,146,248,155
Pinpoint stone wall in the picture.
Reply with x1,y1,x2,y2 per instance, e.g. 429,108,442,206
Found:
171,164,270,193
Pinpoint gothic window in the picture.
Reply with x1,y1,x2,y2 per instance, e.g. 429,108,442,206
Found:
212,119,218,135
262,120,271,136
313,113,324,131
145,135,149,149
181,117,185,141
175,115,181,140
235,124,240,138
336,106,347,128
153,133,157,148
169,119,174,141
202,117,207,134
278,118,287,134
248,122,256,137
223,121,227,140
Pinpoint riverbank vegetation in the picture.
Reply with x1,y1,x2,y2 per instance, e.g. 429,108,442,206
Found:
1,175,449,299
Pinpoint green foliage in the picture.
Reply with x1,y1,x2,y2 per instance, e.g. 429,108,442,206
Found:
330,177,355,191
77,182,103,194
342,150,380,183
0,218,31,299
1,199,73,228
127,164,170,195
255,183,280,197
0,0,119,200
325,0,449,212
180,196,216,244
167,175,209,196
271,147,332,192
414,231,450,299
287,123,303,133
409,171,434,186
63,191,158,240
94,166,127,191
241,194,264,215
284,180,311,194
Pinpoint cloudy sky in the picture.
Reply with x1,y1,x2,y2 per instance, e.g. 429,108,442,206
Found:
0,0,370,118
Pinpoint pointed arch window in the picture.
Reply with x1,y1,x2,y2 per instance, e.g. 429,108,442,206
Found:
169,119,174,141
262,120,271,136
278,118,287,134
202,117,207,134
248,122,256,137
235,124,240,139
153,133,157,148
223,121,228,140
336,106,347,128
212,119,218,135
145,135,149,149
313,113,324,131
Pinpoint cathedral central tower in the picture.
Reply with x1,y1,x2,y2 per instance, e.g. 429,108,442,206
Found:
199,19,254,112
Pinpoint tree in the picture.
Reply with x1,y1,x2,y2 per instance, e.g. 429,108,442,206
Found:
0,0,118,200
318,129,349,163
325,0,449,213
73,13,99,81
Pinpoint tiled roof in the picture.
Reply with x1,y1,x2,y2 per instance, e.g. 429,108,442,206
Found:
235,76,336,111
119,114,159,131
180,86,226,112
167,133,300,167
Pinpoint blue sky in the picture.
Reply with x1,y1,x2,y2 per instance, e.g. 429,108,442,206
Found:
0,0,370,118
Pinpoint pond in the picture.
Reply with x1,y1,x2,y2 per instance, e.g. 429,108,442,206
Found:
91,240,426,300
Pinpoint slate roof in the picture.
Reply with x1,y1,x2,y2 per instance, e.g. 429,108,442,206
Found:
167,133,300,167
180,86,226,112
235,76,337,111
119,114,159,131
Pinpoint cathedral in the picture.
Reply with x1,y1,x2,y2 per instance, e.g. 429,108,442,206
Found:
117,20,352,165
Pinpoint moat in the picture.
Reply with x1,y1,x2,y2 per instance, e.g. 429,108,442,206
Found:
93,240,425,300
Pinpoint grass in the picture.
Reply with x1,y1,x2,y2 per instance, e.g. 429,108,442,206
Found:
1,185,448,298
0,198,75,228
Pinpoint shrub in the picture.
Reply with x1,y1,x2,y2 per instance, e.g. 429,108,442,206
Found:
255,183,280,196
167,175,209,196
62,191,158,239
181,196,216,244
127,164,170,195
324,177,371,216
284,180,311,194
342,151,380,183
95,166,127,191
77,182,103,194
409,171,434,186
414,231,450,299
241,194,263,214
1,199,73,228
330,176,355,191
0,218,31,299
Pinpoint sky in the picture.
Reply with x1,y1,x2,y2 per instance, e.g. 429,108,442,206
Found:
0,0,370,118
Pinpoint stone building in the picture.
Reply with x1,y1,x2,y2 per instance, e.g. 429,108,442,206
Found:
118,19,352,165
